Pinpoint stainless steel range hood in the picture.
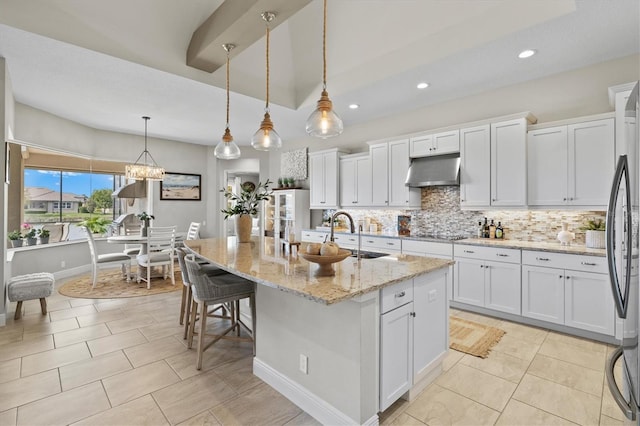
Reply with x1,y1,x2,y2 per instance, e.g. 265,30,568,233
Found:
405,153,460,187
113,180,147,198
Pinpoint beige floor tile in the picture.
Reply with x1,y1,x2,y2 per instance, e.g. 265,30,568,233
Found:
0,329,23,345
0,358,20,384
22,317,78,340
124,335,188,367
16,381,110,426
0,369,60,412
165,340,253,380
405,383,500,425
512,374,601,425
435,363,516,411
60,350,132,391
53,323,111,348
492,333,541,362
498,320,548,344
379,396,410,425
212,357,262,394
4,310,50,327
139,319,185,341
0,335,54,362
459,351,530,383
441,349,464,372
546,331,609,353
76,309,126,327
87,329,147,357
386,413,426,426
24,298,71,315
600,414,624,425
153,369,238,424
68,298,97,308
175,410,221,426
105,312,157,334
601,379,626,422
49,305,97,322
102,360,180,407
94,299,130,312
71,395,169,426
21,342,91,377
528,354,604,396
0,408,17,426
454,311,503,327
495,399,576,425
538,338,606,371
283,411,322,426
209,382,301,426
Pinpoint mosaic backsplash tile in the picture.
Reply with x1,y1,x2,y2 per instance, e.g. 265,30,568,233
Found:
321,186,605,244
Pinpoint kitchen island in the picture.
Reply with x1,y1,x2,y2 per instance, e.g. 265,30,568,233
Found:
184,237,453,425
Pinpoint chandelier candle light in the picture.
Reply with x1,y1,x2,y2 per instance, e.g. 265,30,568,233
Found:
305,0,343,138
251,12,282,151
125,116,165,181
214,43,241,160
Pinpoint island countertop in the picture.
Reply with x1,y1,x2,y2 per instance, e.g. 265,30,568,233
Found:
184,237,453,305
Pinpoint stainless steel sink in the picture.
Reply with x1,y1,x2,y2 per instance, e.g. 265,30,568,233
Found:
349,250,389,259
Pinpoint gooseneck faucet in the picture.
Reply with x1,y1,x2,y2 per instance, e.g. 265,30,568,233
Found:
329,211,361,259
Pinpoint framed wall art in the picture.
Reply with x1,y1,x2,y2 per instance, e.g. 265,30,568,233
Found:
160,172,201,201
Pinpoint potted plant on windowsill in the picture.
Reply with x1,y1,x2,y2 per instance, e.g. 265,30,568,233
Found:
137,212,154,236
220,180,272,243
38,228,50,244
581,219,606,249
8,230,22,248
23,227,37,246
78,217,111,236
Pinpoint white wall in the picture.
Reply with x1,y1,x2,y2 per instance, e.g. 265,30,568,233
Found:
1,58,15,326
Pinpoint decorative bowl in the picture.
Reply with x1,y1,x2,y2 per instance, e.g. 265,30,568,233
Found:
301,249,351,276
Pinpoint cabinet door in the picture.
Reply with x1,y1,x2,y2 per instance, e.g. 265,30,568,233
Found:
388,139,411,206
564,270,615,335
568,118,614,206
522,265,564,325
355,156,373,206
380,302,414,411
370,143,389,206
454,258,485,307
413,271,448,380
527,126,568,206
484,261,521,315
432,130,460,155
323,152,340,208
491,119,527,206
460,125,491,207
409,135,432,158
339,158,356,206
309,154,326,207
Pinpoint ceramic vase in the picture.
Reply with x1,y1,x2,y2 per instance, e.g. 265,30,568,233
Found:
235,214,252,243
26,237,37,246
586,230,606,249
10,239,23,248
39,237,49,245
557,223,575,245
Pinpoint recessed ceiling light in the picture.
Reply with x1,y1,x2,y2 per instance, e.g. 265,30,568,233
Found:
518,49,537,59
417,82,429,89
348,104,359,109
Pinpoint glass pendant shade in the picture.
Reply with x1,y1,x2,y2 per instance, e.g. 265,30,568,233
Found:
306,90,344,138
125,116,165,181
214,128,241,160
251,112,282,151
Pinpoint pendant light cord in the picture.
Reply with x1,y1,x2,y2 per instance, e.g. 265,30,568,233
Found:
226,51,230,129
322,0,327,90
265,23,270,112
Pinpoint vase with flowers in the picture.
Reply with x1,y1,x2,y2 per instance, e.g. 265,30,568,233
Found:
38,228,50,244
137,212,154,236
8,230,22,248
221,180,272,243
22,224,37,246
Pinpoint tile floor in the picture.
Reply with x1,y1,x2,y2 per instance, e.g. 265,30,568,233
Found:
0,274,627,425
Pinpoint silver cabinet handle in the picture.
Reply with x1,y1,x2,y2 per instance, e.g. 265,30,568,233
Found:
366,240,374,243
536,257,550,261
581,261,597,266
606,347,636,421
496,253,508,257
492,199,496,202
395,291,406,298
480,265,484,268
387,242,395,246
464,250,475,254
559,275,563,279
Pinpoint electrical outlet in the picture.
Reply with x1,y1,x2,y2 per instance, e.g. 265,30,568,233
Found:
428,289,437,302
60,260,66,268
299,354,308,374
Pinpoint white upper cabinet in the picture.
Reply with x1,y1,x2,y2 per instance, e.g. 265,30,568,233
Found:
370,143,389,206
369,139,421,208
309,149,346,209
460,124,491,208
340,154,372,207
528,117,614,208
491,118,528,207
409,130,460,158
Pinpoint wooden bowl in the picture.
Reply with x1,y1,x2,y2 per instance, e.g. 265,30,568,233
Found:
301,249,352,276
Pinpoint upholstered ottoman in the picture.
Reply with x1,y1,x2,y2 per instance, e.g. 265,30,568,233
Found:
7,273,55,320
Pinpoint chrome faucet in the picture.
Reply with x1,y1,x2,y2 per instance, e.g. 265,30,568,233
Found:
329,211,361,259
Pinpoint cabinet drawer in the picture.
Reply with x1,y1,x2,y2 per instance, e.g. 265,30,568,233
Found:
454,244,521,264
522,250,607,274
402,239,453,258
333,233,359,248
301,231,327,243
362,236,402,253
381,279,414,314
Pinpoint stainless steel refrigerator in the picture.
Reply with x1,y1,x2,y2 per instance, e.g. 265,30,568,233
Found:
607,81,640,424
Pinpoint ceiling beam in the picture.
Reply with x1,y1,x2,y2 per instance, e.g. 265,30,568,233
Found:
187,0,311,73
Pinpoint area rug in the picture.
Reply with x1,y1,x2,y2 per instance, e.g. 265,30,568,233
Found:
449,317,506,358
58,269,183,299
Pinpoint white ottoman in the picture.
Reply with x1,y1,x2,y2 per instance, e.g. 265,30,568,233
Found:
7,273,55,320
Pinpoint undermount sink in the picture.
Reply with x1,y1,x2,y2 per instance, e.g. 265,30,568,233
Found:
349,250,389,259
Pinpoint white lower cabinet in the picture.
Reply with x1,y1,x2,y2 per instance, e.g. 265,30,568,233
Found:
521,265,565,325
402,239,454,300
379,270,448,411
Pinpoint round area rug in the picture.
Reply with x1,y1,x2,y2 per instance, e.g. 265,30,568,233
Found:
58,269,183,299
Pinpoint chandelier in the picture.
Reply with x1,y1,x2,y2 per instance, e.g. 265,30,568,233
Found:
125,116,165,181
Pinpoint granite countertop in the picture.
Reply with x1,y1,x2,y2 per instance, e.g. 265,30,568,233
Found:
454,238,606,257
184,237,453,305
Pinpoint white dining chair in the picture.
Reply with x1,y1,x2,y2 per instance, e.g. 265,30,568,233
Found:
82,226,132,289
186,222,201,240
136,226,176,289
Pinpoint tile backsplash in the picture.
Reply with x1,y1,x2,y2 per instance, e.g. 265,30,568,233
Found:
321,186,605,244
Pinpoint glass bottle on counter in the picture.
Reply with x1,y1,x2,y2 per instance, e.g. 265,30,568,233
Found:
483,217,489,238
489,219,496,239
496,222,504,239
287,220,296,242
477,221,483,238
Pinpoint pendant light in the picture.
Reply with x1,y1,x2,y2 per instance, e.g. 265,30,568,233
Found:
305,0,343,138
125,116,165,181
214,43,241,160
251,12,282,151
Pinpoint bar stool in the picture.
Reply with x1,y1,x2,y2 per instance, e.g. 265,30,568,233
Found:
184,254,256,370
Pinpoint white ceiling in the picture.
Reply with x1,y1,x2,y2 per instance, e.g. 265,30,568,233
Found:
0,0,638,147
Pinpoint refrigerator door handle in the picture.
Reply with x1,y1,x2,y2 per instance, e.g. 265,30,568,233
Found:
606,155,632,318
606,346,637,421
